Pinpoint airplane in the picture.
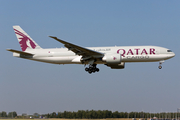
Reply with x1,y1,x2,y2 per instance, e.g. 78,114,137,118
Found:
7,26,175,74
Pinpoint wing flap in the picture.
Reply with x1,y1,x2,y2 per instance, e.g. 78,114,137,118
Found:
7,49,34,56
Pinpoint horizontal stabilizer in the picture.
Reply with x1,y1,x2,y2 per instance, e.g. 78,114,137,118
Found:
6,49,34,56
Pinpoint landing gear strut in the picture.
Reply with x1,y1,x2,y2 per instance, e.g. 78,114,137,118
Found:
85,64,99,74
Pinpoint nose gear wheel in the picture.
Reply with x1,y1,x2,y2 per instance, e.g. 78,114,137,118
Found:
158,60,164,69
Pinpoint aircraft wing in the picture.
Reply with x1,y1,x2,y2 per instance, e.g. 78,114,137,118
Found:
49,36,104,57
7,49,34,56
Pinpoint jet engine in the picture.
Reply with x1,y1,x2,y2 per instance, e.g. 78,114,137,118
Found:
102,54,125,69
102,53,121,64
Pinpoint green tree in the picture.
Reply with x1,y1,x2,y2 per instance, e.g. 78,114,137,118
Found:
1,111,7,117
8,111,17,118
113,111,119,118
47,113,50,118
51,112,56,118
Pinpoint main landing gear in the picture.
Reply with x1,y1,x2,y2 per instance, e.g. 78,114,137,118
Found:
158,60,164,69
85,64,99,74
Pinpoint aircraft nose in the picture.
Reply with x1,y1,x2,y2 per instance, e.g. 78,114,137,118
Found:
169,52,175,58
167,52,175,59
172,52,175,57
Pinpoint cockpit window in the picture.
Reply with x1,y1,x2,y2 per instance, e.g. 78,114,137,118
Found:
167,50,172,52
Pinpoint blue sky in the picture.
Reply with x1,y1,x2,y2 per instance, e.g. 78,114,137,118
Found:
0,0,180,115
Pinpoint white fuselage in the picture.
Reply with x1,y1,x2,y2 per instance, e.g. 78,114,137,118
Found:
13,46,175,65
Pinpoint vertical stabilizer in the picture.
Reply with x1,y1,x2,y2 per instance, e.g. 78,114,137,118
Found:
13,26,42,51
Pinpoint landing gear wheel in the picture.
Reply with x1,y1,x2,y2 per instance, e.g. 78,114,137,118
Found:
158,66,162,69
85,67,89,71
88,70,92,74
92,68,96,73
96,68,99,72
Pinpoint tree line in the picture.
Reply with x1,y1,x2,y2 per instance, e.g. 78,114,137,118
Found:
0,110,179,119
0,111,17,118
43,110,180,119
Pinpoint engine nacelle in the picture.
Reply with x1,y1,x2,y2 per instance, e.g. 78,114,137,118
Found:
102,54,121,64
103,54,125,69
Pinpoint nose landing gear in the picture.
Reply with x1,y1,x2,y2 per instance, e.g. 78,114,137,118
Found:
85,64,99,74
158,60,164,69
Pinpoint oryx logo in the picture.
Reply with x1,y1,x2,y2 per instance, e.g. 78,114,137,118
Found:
14,29,36,51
